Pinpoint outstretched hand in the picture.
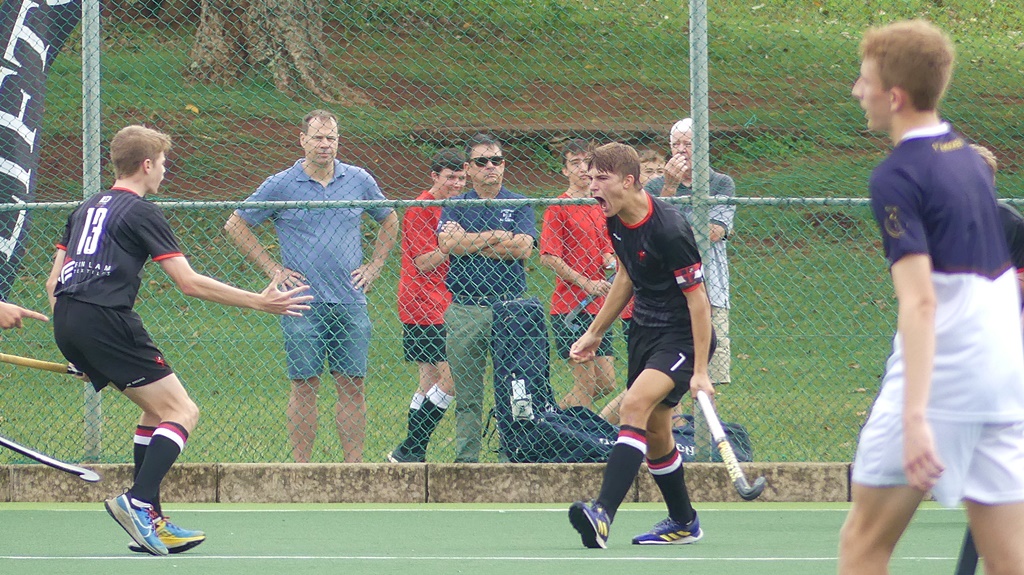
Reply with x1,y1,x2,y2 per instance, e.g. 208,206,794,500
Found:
0,302,49,329
261,271,314,316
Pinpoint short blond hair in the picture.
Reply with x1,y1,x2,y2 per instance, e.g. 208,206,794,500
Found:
860,19,954,112
970,144,997,175
109,125,172,179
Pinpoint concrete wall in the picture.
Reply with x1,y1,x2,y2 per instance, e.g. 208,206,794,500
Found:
1,462,850,503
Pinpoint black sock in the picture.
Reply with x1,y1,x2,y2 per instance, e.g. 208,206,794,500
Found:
648,448,694,524
596,425,647,521
401,400,446,457
133,426,161,515
131,422,187,506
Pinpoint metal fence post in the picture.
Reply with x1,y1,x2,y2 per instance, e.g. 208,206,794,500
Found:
81,0,102,462
690,0,713,462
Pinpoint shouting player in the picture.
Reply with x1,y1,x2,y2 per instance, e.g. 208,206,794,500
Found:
839,20,1024,574
567,142,715,548
46,125,312,555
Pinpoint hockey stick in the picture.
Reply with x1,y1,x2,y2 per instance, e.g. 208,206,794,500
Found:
0,352,84,375
0,434,101,482
564,273,615,328
954,527,979,575
695,390,766,500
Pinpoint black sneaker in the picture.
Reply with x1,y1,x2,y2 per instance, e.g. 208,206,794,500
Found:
386,446,425,463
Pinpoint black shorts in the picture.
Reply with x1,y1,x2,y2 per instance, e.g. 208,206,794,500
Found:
550,313,615,359
402,323,447,364
53,297,174,392
626,323,716,408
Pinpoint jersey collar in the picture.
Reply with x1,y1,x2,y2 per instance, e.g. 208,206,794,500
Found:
900,122,950,143
622,193,654,229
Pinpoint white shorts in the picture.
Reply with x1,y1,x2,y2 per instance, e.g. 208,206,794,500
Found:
852,408,1024,507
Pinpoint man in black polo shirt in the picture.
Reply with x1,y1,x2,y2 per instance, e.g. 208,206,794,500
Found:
568,143,715,549
45,125,312,555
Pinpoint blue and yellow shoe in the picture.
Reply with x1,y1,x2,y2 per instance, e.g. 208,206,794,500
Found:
129,516,206,554
568,500,611,549
104,494,168,556
632,512,703,545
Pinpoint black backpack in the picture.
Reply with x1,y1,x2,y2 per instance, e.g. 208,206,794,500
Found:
489,298,753,463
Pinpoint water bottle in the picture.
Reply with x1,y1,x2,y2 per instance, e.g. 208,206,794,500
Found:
510,373,534,420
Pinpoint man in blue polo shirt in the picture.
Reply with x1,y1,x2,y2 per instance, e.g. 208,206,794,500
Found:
438,133,537,462
224,109,398,463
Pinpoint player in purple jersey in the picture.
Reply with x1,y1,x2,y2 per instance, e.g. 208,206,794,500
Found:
45,125,312,556
566,143,714,549
839,21,1024,574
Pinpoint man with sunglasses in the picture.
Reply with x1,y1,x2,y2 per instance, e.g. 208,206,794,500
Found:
437,133,537,462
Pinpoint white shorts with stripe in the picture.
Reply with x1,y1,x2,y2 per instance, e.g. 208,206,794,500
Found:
851,408,1024,507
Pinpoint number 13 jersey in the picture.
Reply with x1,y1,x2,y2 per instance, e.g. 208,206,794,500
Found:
54,187,182,310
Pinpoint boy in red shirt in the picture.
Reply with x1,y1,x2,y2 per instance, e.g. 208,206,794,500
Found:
388,149,467,462
540,139,616,410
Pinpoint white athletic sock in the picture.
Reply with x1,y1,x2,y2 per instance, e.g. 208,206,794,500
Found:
409,392,426,410
426,385,454,410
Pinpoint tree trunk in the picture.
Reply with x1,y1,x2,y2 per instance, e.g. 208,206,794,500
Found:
187,0,368,106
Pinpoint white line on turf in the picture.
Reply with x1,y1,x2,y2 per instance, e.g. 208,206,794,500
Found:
0,555,957,562
0,507,962,513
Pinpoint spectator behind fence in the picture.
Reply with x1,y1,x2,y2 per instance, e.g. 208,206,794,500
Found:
839,20,1024,573
540,138,616,410
387,149,467,463
970,144,1024,305
47,125,311,555
224,109,399,463
437,133,537,463
600,147,665,425
644,118,735,388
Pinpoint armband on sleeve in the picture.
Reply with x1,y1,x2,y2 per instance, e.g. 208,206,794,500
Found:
674,263,704,292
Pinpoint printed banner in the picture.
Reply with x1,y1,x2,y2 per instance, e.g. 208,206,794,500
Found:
0,0,81,299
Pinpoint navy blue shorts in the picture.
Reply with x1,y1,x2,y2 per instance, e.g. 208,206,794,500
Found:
53,297,174,392
402,323,447,364
626,323,716,407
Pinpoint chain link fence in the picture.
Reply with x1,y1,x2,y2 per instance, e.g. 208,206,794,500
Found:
1,0,1022,464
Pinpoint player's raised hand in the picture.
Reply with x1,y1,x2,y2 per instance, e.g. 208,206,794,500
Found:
0,302,49,329
261,270,313,316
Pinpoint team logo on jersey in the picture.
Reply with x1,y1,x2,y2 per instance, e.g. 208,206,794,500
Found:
59,259,75,283
500,209,515,223
638,250,647,263
154,356,166,367
884,206,905,239
97,195,112,206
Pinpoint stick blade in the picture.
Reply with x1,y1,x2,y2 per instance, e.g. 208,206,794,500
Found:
738,476,767,501
77,468,101,483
